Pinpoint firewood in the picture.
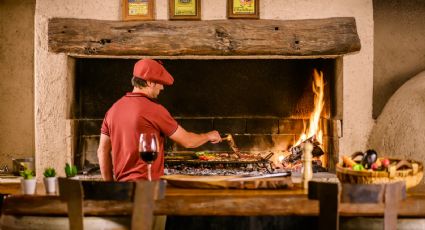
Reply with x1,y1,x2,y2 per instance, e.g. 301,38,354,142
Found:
284,137,324,163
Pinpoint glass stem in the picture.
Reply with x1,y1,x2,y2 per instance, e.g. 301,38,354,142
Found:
147,164,152,181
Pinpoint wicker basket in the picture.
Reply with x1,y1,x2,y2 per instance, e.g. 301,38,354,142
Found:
336,158,424,189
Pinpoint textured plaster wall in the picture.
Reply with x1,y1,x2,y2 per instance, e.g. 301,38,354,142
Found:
369,71,425,188
35,0,374,178
34,0,120,178
373,0,425,118
0,0,35,170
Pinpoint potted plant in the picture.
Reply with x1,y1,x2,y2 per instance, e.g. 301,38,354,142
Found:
20,169,36,195
43,167,57,194
64,163,78,179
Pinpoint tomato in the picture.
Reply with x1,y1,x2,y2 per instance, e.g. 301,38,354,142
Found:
381,158,390,168
371,162,379,171
198,156,207,161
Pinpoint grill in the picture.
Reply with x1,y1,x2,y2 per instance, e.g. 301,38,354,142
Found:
165,151,277,175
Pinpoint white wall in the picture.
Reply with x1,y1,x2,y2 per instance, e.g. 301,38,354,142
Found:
35,0,374,178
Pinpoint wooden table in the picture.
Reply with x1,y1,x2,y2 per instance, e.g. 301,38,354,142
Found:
1,184,425,217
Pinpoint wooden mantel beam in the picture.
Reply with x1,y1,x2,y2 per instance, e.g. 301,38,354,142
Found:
48,17,361,57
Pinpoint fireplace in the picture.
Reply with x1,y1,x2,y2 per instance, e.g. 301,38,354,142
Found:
34,0,374,178
73,58,339,174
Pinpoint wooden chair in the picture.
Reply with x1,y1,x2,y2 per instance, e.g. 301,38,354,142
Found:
308,181,405,230
308,181,340,230
58,178,165,230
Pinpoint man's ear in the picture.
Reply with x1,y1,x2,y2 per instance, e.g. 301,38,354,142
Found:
146,81,155,87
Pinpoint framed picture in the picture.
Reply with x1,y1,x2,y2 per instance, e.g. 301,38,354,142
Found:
227,0,259,19
122,0,155,21
169,0,201,20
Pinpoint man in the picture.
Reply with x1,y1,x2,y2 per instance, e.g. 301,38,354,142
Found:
97,59,222,181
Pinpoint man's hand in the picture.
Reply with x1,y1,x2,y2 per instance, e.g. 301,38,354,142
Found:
170,126,222,148
206,130,221,144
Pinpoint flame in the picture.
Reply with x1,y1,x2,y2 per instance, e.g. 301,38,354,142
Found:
294,69,325,146
278,155,284,162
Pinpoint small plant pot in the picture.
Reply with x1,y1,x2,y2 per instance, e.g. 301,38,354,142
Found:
21,178,37,195
43,177,58,194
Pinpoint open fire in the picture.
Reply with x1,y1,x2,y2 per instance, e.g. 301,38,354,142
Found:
164,68,329,176
278,69,327,172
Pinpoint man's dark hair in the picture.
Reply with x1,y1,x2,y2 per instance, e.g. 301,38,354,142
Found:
132,76,148,88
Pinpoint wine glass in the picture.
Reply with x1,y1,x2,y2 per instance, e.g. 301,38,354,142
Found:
139,133,159,181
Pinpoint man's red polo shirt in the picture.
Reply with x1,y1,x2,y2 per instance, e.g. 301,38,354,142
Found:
101,92,178,181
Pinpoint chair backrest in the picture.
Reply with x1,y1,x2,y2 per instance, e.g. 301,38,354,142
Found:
132,181,166,230
58,178,165,230
58,178,85,230
308,181,405,230
308,181,340,230
340,181,405,230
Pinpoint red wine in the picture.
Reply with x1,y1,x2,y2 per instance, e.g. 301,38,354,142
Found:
140,151,158,163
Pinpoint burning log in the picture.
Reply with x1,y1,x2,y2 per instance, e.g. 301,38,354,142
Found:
285,136,324,163
278,135,327,172
282,159,327,173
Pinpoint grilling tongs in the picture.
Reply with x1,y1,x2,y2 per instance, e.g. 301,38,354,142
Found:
221,134,241,158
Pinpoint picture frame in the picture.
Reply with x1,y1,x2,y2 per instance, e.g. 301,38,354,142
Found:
169,0,201,20
122,0,155,21
227,0,259,19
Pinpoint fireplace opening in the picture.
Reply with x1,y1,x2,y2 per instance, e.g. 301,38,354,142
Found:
72,58,339,175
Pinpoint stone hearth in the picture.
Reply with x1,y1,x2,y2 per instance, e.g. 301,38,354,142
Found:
34,0,374,178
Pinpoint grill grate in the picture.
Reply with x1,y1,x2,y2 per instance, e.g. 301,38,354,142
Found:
165,151,275,174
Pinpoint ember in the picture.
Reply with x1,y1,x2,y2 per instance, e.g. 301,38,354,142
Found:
280,138,327,173
164,157,288,176
165,151,276,175
165,167,276,176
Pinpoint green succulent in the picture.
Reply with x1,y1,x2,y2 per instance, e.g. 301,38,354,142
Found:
65,163,78,178
43,167,56,177
20,169,34,180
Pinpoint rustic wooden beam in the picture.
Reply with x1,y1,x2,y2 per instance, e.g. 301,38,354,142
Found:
48,18,361,57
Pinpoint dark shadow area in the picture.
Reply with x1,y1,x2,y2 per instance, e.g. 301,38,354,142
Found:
165,216,318,230
74,58,335,118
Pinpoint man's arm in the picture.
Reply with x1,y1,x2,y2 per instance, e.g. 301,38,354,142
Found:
169,125,221,148
97,134,114,181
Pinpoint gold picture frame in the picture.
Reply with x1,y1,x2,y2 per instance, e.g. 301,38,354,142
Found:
122,0,155,21
169,0,201,20
227,0,259,19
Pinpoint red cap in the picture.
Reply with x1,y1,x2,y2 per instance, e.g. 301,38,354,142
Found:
133,59,174,86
